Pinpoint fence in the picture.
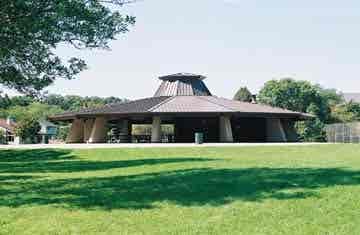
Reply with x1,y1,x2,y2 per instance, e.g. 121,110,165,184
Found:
325,122,360,143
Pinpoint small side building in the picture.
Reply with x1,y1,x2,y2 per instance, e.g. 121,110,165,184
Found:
38,120,58,144
0,118,17,143
0,118,57,144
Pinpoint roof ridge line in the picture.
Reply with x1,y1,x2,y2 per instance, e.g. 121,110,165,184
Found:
147,96,175,112
195,96,237,112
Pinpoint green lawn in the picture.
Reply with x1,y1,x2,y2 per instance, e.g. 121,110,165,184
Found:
1,145,360,235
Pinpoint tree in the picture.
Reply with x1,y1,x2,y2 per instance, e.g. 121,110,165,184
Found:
233,87,253,102
0,0,135,95
9,96,35,107
318,88,344,107
257,78,343,142
103,96,127,104
41,94,127,111
257,79,342,122
56,125,70,141
14,117,41,143
295,118,327,142
0,129,6,144
5,103,63,122
331,101,360,123
0,93,11,109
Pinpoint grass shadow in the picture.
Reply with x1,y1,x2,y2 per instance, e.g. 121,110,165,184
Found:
1,167,359,209
0,158,216,173
0,149,74,162
0,149,216,173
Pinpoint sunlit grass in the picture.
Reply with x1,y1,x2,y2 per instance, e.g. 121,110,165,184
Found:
0,145,360,234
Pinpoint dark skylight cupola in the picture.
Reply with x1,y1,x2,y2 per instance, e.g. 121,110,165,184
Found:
154,73,212,97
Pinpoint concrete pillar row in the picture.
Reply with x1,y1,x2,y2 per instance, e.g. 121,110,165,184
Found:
66,118,84,143
219,115,234,143
88,117,108,143
151,116,161,143
266,118,287,142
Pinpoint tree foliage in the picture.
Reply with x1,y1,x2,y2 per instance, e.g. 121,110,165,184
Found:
257,78,343,142
0,0,135,95
0,93,127,119
295,119,327,142
0,129,6,144
14,117,41,143
331,101,360,123
257,79,341,122
233,87,253,102
41,94,127,111
5,102,63,123
56,125,70,141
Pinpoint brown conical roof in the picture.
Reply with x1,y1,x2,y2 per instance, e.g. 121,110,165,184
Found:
154,73,212,97
49,73,313,122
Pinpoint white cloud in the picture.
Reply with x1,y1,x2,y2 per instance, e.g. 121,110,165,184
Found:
222,0,242,6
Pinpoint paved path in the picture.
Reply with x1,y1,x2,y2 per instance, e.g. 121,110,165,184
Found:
0,142,331,149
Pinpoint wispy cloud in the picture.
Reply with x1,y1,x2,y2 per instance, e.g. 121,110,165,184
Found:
222,0,241,6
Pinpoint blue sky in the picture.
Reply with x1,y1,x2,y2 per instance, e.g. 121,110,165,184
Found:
41,0,360,99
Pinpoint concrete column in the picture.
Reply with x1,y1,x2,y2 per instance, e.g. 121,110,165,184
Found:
219,115,234,143
119,119,132,143
281,120,298,142
120,119,129,134
66,118,84,143
88,117,108,143
266,118,287,142
151,116,161,143
83,119,95,143
41,135,46,144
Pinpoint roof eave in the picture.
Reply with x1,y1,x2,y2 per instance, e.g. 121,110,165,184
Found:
49,111,312,121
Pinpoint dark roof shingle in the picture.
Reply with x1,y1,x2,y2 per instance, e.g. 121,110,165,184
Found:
49,73,313,121
50,95,311,120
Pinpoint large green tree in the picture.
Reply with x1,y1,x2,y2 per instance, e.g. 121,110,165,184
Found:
257,78,343,142
257,79,342,122
0,0,135,95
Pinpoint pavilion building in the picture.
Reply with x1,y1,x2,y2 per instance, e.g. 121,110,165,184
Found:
50,73,312,143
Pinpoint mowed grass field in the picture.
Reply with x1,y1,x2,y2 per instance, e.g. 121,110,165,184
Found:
1,145,360,235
